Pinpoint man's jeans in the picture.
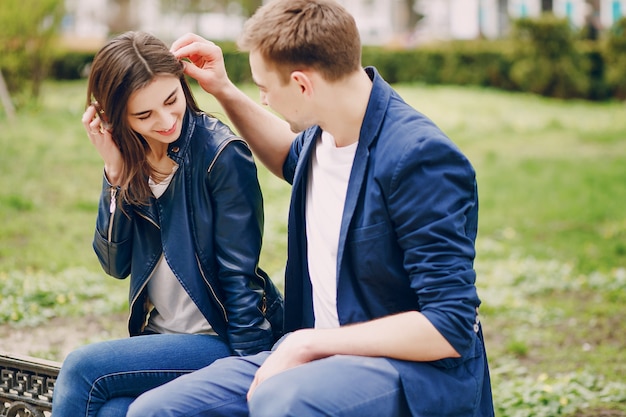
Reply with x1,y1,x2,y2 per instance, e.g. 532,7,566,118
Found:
127,349,411,417
51,333,230,417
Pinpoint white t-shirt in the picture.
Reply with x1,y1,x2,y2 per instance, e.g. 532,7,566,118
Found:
305,131,357,329
144,164,214,335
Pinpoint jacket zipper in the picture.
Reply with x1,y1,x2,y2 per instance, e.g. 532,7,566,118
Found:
107,187,117,241
254,270,267,314
128,266,154,333
136,211,159,229
195,254,228,323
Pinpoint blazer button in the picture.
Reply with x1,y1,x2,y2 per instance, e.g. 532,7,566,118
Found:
171,146,180,153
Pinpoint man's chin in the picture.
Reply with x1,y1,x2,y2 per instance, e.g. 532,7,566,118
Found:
289,122,312,134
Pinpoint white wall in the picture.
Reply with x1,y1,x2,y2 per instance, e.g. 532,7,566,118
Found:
599,0,625,28
450,0,481,39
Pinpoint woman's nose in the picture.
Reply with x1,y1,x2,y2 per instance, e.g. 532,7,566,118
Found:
155,110,175,129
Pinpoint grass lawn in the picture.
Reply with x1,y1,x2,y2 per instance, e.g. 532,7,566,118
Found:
0,79,624,416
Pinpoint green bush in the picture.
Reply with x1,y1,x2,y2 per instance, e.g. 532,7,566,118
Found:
509,14,590,99
603,17,626,99
0,0,65,103
47,40,252,85
42,16,626,102
49,50,94,80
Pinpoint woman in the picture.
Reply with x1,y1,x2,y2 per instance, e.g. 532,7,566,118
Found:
51,31,283,417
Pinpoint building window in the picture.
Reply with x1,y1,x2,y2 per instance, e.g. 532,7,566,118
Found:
613,0,622,21
541,0,553,11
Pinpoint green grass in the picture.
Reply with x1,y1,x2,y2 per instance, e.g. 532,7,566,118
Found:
1,80,625,416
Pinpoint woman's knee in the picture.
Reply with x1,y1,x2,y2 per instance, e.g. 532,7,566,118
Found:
57,344,98,382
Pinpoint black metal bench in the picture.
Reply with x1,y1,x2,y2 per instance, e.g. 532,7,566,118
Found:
0,352,60,417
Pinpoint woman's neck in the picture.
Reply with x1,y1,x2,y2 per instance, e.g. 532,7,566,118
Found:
148,146,176,181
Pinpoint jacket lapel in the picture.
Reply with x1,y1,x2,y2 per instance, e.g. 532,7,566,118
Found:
336,68,391,283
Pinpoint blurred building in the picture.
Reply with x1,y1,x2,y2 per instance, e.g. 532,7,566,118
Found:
414,0,625,43
60,0,626,49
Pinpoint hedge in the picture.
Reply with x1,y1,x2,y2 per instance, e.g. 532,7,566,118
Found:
47,16,626,101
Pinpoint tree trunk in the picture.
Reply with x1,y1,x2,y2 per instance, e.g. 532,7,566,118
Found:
0,69,16,122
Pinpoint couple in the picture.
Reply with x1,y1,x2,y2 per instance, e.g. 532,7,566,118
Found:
52,0,493,416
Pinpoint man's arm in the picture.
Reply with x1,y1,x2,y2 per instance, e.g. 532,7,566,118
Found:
171,33,295,178
248,311,459,398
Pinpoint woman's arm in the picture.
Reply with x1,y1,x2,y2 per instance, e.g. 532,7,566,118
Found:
208,139,275,355
92,176,134,278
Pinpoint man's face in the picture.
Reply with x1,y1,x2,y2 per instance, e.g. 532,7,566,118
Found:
249,51,312,133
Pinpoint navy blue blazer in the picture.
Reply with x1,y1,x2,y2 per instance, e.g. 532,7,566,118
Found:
281,67,494,416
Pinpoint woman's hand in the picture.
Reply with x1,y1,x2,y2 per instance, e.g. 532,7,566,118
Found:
82,105,123,185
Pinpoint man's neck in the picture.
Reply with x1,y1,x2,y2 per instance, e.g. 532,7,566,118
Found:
317,68,373,147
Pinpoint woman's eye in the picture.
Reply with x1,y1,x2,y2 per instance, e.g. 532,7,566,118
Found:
165,97,177,106
138,114,150,121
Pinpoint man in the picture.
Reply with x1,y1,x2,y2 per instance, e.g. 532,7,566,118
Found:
126,0,493,415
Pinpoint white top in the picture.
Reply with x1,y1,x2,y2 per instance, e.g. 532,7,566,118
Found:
144,164,214,335
305,131,357,329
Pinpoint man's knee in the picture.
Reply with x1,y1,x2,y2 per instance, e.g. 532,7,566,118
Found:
126,390,165,417
248,376,312,417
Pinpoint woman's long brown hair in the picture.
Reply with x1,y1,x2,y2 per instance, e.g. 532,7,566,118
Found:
86,31,201,206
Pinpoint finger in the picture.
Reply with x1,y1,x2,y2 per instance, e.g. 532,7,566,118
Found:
170,32,200,53
171,34,212,57
89,117,103,134
172,41,217,63
180,60,205,80
82,106,97,128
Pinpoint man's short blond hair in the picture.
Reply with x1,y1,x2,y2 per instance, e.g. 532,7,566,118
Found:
238,0,362,83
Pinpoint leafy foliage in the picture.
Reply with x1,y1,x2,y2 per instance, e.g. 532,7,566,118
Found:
604,17,626,99
493,365,626,417
0,0,64,104
0,268,126,326
509,14,590,98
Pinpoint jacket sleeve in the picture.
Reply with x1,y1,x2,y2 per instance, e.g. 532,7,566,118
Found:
92,173,134,279
208,140,275,355
389,134,481,361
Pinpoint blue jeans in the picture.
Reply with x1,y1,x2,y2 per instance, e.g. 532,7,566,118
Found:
127,349,410,417
51,333,231,417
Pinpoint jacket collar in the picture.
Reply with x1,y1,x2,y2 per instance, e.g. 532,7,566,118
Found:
134,109,194,223
360,67,392,150
166,108,195,164
291,67,391,191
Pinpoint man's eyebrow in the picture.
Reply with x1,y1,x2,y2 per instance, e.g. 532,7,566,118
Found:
130,88,178,116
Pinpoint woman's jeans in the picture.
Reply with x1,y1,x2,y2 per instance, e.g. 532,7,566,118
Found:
51,333,231,417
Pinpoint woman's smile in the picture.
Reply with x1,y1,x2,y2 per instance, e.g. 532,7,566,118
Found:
157,121,178,136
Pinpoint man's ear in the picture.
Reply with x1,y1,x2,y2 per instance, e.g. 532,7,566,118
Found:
291,70,313,97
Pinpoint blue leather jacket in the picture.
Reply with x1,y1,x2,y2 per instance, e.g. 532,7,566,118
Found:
93,109,283,356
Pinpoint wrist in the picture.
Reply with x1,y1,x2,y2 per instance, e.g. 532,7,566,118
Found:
104,165,121,186
212,79,241,105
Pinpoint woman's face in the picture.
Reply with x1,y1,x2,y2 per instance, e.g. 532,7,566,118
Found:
126,74,186,147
